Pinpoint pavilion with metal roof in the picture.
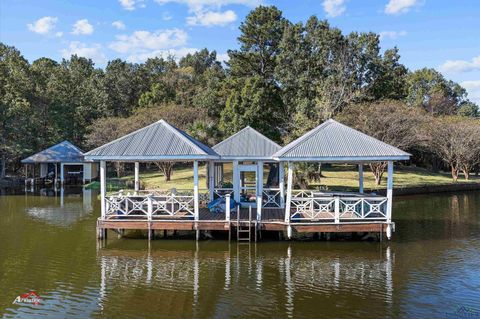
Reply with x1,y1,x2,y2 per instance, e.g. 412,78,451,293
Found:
84,119,219,232
211,126,284,219
21,140,98,186
273,119,411,239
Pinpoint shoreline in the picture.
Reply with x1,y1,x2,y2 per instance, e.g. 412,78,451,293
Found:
377,182,480,196
2,178,479,197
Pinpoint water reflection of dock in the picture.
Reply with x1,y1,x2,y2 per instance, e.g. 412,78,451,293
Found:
24,187,95,227
96,244,394,317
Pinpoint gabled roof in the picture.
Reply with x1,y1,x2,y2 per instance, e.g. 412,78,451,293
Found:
213,126,281,160
273,119,411,162
84,119,218,161
22,141,85,164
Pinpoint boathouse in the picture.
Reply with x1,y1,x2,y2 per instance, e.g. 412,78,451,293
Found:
22,140,98,186
84,119,410,240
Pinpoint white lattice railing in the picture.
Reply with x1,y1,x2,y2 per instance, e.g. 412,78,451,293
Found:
104,188,209,220
262,188,282,207
290,190,388,222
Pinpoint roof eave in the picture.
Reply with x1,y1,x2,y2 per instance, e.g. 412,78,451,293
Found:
273,155,411,162
84,155,219,161
216,155,277,161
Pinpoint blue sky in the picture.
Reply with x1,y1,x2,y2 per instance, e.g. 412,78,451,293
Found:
1,0,479,103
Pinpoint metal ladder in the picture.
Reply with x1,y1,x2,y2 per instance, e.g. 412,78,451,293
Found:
236,206,256,242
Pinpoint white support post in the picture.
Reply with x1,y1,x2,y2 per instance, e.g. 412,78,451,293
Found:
100,161,106,219
358,164,364,194
284,162,294,226
279,163,285,208
233,161,240,203
386,161,394,223
60,163,64,185
334,197,340,224
225,194,231,222
134,162,140,193
54,163,58,187
208,161,215,201
193,160,199,221
256,161,263,221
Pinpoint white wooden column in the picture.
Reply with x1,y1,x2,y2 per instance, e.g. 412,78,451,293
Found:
256,161,263,221
386,161,393,223
358,164,364,194
134,162,140,193
60,163,64,185
82,163,87,184
208,161,215,201
193,160,199,221
100,161,106,219
279,162,285,208
233,161,240,203
284,162,294,224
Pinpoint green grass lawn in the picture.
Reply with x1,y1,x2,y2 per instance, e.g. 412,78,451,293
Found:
89,163,478,193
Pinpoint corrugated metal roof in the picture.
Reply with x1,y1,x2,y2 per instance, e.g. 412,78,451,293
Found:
273,119,411,161
84,119,218,161
213,126,281,159
22,141,85,164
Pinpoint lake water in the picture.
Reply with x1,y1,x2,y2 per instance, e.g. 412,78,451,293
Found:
0,188,479,318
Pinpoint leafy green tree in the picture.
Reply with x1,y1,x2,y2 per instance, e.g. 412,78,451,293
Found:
104,59,141,116
0,43,33,177
458,101,479,117
220,77,283,141
30,57,62,149
228,5,288,81
138,82,176,107
406,68,467,115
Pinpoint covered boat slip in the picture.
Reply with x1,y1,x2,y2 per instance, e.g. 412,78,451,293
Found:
21,140,98,187
85,119,410,240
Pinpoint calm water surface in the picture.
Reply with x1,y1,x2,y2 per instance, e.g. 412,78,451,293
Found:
0,188,479,318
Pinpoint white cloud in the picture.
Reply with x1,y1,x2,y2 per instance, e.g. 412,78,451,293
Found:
27,16,58,35
155,0,258,25
379,30,407,40
127,47,198,63
55,32,63,38
322,0,346,17
216,52,230,63
109,29,188,53
72,19,94,35
461,80,480,105
112,20,126,30
61,42,107,64
119,0,145,10
154,0,260,11
187,10,237,26
438,55,480,74
385,0,418,15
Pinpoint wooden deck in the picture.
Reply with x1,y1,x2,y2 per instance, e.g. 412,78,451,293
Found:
97,207,392,237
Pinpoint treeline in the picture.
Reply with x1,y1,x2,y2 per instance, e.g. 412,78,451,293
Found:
1,6,479,181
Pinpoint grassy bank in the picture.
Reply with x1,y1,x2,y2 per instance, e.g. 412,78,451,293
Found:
86,164,479,193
